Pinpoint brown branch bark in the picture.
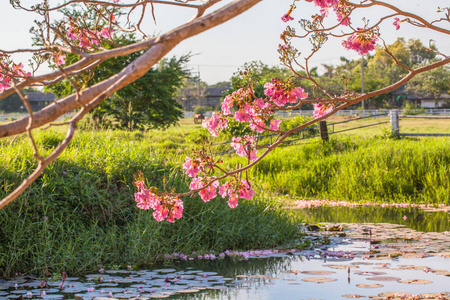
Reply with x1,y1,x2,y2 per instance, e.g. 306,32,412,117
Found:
0,0,262,138
349,0,450,35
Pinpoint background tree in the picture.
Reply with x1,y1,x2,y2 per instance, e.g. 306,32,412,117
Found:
406,65,450,106
315,39,447,108
178,75,209,111
228,61,299,97
0,0,449,210
46,35,190,130
0,93,23,113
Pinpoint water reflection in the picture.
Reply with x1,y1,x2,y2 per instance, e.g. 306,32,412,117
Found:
295,206,450,232
1,206,449,300
2,250,449,300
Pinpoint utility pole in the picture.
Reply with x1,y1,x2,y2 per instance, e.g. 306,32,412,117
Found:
197,66,202,108
361,54,365,110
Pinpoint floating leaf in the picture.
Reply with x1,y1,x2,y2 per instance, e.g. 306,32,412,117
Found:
354,271,387,276
378,292,412,297
323,265,359,270
301,277,337,283
301,271,336,275
367,276,401,281
356,283,383,288
397,279,433,284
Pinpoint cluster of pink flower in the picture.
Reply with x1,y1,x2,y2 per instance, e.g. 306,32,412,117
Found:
313,102,333,118
0,61,31,91
282,0,406,56
188,176,254,209
66,17,115,50
285,0,351,27
203,79,310,140
231,135,258,161
135,77,341,221
134,181,184,222
52,51,66,67
393,17,405,30
342,29,379,55
185,79,319,212
201,113,228,137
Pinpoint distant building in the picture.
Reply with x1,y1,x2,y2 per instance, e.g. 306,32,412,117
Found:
27,91,56,110
390,85,450,108
410,93,450,108
203,86,230,109
179,86,230,111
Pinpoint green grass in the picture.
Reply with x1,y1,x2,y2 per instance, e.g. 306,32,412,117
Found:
1,117,449,278
247,136,450,204
0,128,301,278
325,116,450,136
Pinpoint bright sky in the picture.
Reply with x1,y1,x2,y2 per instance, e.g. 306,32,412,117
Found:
0,0,449,85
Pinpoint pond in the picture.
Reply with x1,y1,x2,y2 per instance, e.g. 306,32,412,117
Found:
1,206,449,300
293,204,450,233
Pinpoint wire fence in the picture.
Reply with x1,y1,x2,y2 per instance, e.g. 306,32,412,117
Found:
0,113,73,123
212,113,391,155
2,109,449,123
183,109,450,119
397,112,450,137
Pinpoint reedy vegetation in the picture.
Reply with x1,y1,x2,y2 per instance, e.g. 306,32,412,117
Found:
0,123,448,277
0,126,300,278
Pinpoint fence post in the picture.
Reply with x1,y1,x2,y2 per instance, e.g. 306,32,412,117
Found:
390,110,399,136
319,120,329,142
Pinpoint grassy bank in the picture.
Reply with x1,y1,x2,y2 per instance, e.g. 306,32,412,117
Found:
0,128,300,278
247,136,450,203
1,119,449,277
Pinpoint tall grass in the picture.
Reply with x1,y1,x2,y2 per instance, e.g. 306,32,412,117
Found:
249,136,450,203
0,128,301,278
1,123,448,278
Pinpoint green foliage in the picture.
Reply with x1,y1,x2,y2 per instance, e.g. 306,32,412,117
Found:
0,128,301,277
406,64,450,100
194,106,210,115
297,206,449,232
45,35,190,130
0,93,23,113
250,136,450,204
279,115,318,137
402,102,426,116
222,117,254,138
226,61,300,98
316,38,447,108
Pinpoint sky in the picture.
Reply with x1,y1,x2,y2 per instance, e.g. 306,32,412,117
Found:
0,0,449,85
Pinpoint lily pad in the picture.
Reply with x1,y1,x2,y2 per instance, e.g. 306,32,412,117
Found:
301,277,337,283
301,271,336,275
354,271,387,276
397,279,433,284
351,262,373,265
378,292,413,297
153,269,177,274
432,270,450,276
251,275,269,279
418,293,445,299
176,289,200,293
356,283,383,288
322,264,359,270
366,276,401,281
